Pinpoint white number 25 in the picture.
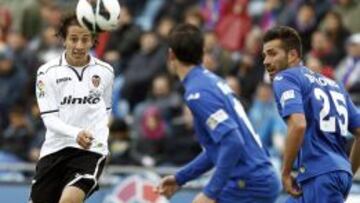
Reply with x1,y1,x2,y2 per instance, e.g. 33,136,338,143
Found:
314,88,348,136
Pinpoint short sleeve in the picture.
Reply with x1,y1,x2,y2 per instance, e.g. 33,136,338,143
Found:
36,69,59,116
273,73,304,118
186,90,238,143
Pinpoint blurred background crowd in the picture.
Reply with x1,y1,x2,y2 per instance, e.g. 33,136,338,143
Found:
0,0,359,174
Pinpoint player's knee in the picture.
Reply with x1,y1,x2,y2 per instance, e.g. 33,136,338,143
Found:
59,186,85,203
59,196,81,203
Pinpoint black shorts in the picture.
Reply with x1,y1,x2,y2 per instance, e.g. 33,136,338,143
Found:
30,147,107,203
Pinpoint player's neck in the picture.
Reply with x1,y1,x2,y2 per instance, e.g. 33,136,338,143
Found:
177,63,195,81
288,59,302,68
65,53,90,67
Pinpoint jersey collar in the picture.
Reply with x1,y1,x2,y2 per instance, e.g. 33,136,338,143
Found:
182,65,204,86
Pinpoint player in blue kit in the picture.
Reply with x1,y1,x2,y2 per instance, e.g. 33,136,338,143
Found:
262,26,360,203
155,24,281,203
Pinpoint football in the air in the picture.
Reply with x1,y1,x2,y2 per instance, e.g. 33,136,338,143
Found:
76,0,121,32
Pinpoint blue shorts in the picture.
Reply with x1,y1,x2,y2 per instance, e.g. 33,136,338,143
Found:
217,193,278,203
286,171,352,203
216,173,281,203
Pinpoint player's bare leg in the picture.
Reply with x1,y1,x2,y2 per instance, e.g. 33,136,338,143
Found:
59,186,86,203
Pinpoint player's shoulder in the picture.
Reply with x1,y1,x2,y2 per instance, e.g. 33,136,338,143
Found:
93,57,114,75
273,66,308,85
185,85,221,105
276,66,304,78
37,56,62,76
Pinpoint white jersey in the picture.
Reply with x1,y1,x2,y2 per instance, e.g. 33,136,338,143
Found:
35,53,114,158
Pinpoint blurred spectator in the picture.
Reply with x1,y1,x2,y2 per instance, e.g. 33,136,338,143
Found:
319,10,350,59
6,30,40,96
121,31,167,109
215,0,252,52
132,74,182,165
307,30,342,72
27,99,45,162
163,105,201,166
233,27,265,102
109,118,143,166
156,0,197,23
38,0,62,28
155,16,176,42
133,74,182,133
136,0,165,31
20,0,42,40
335,33,360,105
112,75,131,120
334,0,360,33
306,0,332,20
289,3,317,53
0,5,12,43
183,7,204,28
0,47,27,130
225,75,249,111
305,55,333,79
121,0,147,18
199,0,222,30
133,105,168,166
203,31,233,75
274,0,298,26
1,103,33,161
31,26,62,63
248,83,286,154
259,0,283,31
103,6,142,74
6,31,39,74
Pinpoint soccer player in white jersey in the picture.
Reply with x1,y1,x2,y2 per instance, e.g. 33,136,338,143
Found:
29,14,114,203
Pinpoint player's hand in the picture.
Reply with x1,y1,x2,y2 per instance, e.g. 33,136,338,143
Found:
154,175,180,198
76,130,93,149
282,174,302,197
192,192,216,203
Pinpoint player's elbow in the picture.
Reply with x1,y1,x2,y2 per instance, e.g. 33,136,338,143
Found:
294,119,306,132
289,113,307,134
351,127,360,139
222,129,244,148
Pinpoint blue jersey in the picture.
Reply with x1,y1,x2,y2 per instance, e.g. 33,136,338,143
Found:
273,66,360,182
182,66,278,196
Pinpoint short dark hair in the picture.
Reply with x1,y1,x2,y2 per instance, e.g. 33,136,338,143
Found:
263,26,302,58
57,13,97,39
57,14,80,39
168,23,204,65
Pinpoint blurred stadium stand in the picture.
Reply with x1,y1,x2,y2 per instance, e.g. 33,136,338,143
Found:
0,0,359,202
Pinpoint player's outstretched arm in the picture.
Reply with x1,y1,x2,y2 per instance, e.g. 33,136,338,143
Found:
201,129,243,201
155,151,213,199
175,150,214,185
350,128,360,174
282,113,306,197
154,175,180,199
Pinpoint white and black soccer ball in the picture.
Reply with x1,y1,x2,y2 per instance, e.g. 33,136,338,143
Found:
76,0,121,32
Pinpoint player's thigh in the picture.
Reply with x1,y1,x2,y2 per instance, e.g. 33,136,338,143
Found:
30,153,67,203
217,189,278,203
287,171,352,203
59,186,86,203
218,195,278,203
64,149,107,198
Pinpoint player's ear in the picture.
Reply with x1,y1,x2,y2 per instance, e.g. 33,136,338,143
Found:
288,49,298,63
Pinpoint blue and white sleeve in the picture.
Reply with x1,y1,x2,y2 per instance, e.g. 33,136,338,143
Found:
186,90,239,143
273,73,304,119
